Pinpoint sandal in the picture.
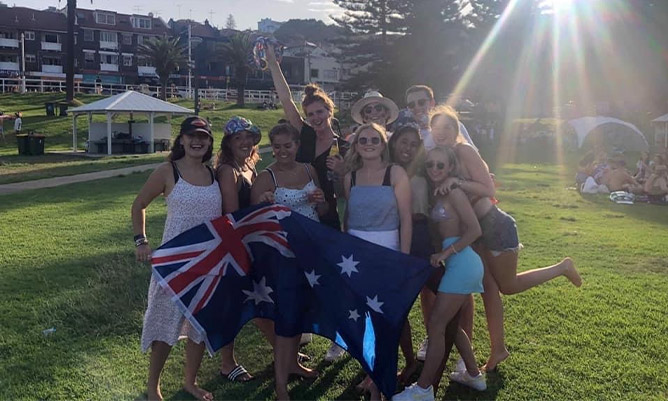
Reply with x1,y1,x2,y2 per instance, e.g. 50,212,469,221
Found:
220,364,254,382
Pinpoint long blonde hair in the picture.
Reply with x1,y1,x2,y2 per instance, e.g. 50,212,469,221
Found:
429,104,466,145
344,123,390,172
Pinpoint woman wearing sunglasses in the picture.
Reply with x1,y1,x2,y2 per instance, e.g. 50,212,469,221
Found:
393,146,486,401
350,90,400,128
342,123,412,400
429,105,582,373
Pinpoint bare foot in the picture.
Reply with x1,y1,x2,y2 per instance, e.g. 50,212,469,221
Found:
397,359,418,384
183,383,214,401
290,362,319,379
483,348,510,372
147,388,163,401
355,375,372,393
561,257,582,287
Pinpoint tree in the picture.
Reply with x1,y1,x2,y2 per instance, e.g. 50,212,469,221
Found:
217,32,253,106
138,36,187,100
226,14,237,30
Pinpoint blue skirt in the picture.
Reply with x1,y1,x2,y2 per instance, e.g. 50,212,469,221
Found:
438,237,484,294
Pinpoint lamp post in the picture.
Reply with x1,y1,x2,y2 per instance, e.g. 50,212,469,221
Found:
20,32,26,93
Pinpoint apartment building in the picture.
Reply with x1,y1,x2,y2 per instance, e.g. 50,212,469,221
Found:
0,6,67,79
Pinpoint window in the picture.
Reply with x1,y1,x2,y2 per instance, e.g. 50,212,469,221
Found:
123,55,132,66
310,69,319,79
131,17,151,29
122,34,132,45
84,29,94,41
324,69,337,80
99,31,117,43
43,33,59,43
96,12,116,25
101,54,118,65
137,35,143,45
137,56,153,67
84,52,95,63
25,54,36,63
24,31,35,41
42,57,62,66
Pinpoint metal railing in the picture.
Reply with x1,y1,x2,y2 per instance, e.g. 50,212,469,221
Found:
0,77,358,108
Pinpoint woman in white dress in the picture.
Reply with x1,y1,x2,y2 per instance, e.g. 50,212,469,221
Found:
131,117,219,401
250,123,326,400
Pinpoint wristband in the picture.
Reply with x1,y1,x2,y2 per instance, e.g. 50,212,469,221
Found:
134,234,148,247
450,244,458,254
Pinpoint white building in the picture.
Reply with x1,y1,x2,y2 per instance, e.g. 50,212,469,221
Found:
283,42,350,91
257,18,283,33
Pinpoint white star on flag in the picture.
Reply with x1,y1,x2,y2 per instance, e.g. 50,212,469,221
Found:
366,295,384,314
242,277,275,305
304,269,321,287
337,254,359,277
348,309,360,322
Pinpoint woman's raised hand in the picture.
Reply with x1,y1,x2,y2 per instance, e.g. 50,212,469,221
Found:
266,44,278,65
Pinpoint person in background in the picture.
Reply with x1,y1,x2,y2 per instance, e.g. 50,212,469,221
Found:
634,152,651,183
14,112,22,134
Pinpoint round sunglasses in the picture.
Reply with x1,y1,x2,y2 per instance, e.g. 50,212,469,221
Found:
407,98,429,109
358,136,381,145
425,161,446,170
364,104,386,115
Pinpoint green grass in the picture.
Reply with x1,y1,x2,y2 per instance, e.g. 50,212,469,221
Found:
0,93,286,183
1,160,667,400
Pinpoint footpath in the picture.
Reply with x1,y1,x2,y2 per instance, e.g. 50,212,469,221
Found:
0,163,161,196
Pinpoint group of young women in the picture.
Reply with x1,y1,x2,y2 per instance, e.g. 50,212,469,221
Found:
131,46,583,401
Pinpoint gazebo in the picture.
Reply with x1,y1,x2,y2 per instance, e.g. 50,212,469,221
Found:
651,113,668,149
69,91,194,155
568,116,649,152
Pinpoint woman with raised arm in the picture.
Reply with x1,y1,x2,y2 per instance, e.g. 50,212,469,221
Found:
132,117,217,401
430,105,582,372
266,44,345,232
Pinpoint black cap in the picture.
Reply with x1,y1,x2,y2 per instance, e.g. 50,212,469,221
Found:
180,116,213,138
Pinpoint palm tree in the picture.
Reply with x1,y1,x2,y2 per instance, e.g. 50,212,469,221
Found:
138,36,187,100
218,32,253,106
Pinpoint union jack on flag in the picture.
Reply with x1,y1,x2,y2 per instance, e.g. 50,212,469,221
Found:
152,204,294,317
151,203,433,399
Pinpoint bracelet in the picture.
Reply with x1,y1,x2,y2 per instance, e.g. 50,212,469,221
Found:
450,244,458,254
134,234,148,247
134,234,146,242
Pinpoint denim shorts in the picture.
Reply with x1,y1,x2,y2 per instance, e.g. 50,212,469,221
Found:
477,206,521,255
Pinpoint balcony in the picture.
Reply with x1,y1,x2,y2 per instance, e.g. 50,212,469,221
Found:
99,41,118,50
42,65,63,74
100,63,119,72
41,42,62,51
137,66,156,76
0,61,19,71
0,38,19,48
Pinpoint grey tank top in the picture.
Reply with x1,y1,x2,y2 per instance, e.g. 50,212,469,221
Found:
347,165,400,231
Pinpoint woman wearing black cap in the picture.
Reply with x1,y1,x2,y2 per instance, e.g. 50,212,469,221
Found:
131,116,218,401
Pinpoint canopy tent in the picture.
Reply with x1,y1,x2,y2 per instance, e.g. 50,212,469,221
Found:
651,113,668,149
568,116,649,152
69,91,194,154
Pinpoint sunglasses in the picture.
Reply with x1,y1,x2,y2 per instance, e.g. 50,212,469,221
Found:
358,136,381,145
364,104,386,114
407,98,429,109
425,161,446,170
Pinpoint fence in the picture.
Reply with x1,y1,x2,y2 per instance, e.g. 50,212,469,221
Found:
0,77,358,109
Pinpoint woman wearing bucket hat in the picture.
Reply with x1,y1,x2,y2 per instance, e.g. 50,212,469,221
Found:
266,45,346,231
132,116,218,401
214,116,273,383
350,90,400,128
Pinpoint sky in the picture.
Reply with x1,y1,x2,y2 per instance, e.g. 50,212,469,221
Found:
9,0,343,30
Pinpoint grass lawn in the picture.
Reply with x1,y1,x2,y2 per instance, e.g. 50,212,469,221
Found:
0,93,285,183
1,159,667,400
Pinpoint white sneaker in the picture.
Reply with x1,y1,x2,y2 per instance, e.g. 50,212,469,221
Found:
455,357,466,373
324,342,345,362
416,338,428,362
300,333,312,345
449,370,487,391
392,383,434,401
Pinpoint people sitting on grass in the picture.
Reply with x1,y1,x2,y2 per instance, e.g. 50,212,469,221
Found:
644,163,668,202
634,152,651,183
600,154,643,193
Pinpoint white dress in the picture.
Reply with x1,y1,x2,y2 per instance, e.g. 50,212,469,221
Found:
140,167,222,352
267,165,319,221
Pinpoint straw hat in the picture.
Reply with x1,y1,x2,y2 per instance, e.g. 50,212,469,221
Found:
350,91,399,125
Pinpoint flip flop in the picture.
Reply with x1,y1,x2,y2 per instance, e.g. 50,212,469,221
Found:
221,364,254,382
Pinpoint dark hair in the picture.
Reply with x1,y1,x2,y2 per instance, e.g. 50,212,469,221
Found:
269,123,300,143
214,135,260,170
301,83,335,114
405,85,434,101
167,133,213,163
388,125,424,176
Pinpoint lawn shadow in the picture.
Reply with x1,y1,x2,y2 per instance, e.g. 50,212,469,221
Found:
439,369,505,401
578,191,668,227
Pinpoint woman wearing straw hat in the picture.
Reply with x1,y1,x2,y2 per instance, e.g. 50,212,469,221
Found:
350,91,400,129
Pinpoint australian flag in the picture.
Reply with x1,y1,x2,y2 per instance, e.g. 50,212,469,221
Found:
151,204,433,398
